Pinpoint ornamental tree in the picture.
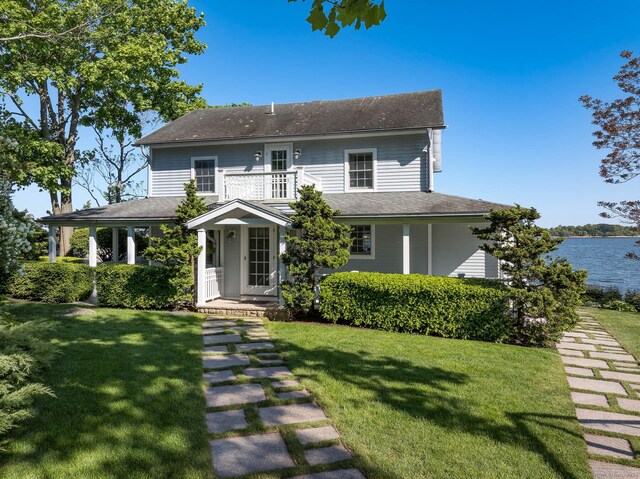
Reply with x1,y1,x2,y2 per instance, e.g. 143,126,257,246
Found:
281,185,351,317
0,183,34,289
472,206,587,345
144,180,207,309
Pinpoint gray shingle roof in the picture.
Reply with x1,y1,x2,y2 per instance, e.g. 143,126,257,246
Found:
39,191,509,225
137,90,444,146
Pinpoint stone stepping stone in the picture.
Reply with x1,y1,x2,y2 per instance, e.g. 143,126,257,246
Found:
235,342,274,351
618,367,640,373
579,329,606,334
210,432,295,478
203,320,238,328
277,390,311,400
564,332,589,338
567,377,627,395
565,366,594,377
295,426,341,445
202,327,225,335
259,402,328,426
259,359,285,365
576,408,640,436
203,345,228,354
289,469,366,479
618,398,640,413
561,337,576,343
585,434,635,459
206,383,266,407
305,445,352,466
203,354,250,370
590,460,640,479
632,384,640,391
204,334,242,345
242,318,264,323
206,409,247,433
244,366,293,379
230,325,266,332
272,380,301,389
601,346,625,352
591,352,636,362
257,352,281,358
601,370,640,383
582,338,621,346
558,349,584,357
614,361,639,368
571,392,609,408
556,342,597,351
203,370,236,384
561,356,608,369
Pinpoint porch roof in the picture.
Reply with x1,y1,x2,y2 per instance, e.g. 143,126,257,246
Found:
38,191,510,226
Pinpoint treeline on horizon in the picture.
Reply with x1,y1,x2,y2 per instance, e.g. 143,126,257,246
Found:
547,223,638,237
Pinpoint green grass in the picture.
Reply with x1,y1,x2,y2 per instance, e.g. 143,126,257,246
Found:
0,302,212,479
581,306,640,359
267,322,591,479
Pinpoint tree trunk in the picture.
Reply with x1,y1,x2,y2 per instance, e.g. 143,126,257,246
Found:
58,180,73,256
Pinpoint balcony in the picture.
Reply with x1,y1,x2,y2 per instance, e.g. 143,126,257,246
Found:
222,168,322,201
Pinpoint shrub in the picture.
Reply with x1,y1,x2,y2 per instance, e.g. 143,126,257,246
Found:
624,289,640,312
96,264,177,310
319,272,511,342
584,284,623,305
603,300,637,313
37,256,85,264
8,263,94,303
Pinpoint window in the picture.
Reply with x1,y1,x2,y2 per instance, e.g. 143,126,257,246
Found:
344,148,376,191
350,225,374,257
191,156,217,193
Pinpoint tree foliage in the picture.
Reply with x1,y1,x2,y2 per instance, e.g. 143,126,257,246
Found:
290,0,387,37
547,223,638,237
281,185,351,317
0,183,34,289
581,50,640,258
472,206,587,345
144,180,207,309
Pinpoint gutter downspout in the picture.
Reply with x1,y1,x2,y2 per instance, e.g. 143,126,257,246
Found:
424,128,434,192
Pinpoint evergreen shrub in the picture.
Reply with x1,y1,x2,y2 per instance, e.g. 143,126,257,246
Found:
96,264,177,310
8,262,93,303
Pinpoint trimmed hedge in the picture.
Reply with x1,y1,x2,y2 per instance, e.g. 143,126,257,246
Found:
8,262,94,303
319,272,511,341
96,264,177,310
37,256,85,264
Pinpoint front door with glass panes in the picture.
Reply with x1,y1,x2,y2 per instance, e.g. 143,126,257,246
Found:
265,144,292,199
242,226,276,296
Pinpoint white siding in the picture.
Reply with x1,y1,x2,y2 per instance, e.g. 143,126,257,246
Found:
149,133,430,197
432,223,498,278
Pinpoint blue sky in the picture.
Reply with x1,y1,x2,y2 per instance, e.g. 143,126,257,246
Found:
12,0,640,227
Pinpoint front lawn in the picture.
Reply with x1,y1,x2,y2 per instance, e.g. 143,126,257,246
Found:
581,306,640,358
267,322,591,479
0,302,211,479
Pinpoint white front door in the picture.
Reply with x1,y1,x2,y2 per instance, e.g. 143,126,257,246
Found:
242,225,277,298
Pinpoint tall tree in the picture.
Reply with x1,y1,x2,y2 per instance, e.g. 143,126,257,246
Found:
580,50,640,258
0,0,207,254
289,0,386,37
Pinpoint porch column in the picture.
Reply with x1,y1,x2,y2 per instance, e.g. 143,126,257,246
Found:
197,229,206,306
112,227,119,262
127,226,136,264
278,226,287,306
88,226,98,267
427,223,433,275
48,226,57,262
402,224,410,274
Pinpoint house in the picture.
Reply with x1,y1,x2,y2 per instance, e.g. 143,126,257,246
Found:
40,90,508,309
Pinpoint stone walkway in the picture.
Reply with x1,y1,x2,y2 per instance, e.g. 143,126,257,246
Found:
559,312,640,478
201,316,365,479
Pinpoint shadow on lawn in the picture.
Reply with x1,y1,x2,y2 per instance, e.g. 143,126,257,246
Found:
279,340,585,479
0,305,210,479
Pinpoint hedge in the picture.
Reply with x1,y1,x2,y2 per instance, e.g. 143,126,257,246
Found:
37,256,85,264
8,262,94,303
319,272,511,341
96,264,177,310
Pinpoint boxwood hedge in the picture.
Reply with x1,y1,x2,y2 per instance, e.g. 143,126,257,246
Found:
96,264,177,310
8,262,94,303
319,272,511,341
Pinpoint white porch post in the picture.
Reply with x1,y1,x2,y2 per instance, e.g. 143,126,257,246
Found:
402,224,410,274
127,226,136,264
88,226,98,267
278,226,287,306
112,227,119,262
197,229,206,306
427,223,433,275
48,226,57,262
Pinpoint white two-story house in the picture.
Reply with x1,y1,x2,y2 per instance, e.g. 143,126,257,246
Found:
41,90,508,309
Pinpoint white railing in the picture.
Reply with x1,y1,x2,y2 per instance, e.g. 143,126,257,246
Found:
222,168,322,201
205,267,223,300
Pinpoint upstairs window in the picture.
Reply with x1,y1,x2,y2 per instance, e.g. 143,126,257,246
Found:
350,225,374,257
345,148,376,191
192,156,217,193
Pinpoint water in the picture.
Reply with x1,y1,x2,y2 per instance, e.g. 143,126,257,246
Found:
551,237,640,292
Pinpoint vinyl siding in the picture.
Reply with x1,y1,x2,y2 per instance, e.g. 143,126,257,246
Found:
432,223,498,278
149,133,430,196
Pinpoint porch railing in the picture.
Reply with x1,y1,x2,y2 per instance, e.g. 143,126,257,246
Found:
205,267,223,301
222,168,322,201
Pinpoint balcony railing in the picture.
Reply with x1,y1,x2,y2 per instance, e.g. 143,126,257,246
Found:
222,168,322,201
